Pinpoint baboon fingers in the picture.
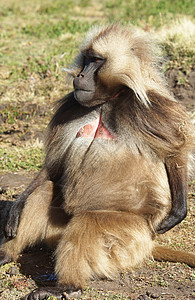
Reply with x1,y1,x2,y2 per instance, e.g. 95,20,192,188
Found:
4,201,23,239
157,213,186,234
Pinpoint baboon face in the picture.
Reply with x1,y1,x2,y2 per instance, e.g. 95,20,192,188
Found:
73,52,105,105
72,50,125,107
72,24,151,107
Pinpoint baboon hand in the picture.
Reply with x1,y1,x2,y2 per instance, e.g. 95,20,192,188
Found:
157,209,187,234
23,287,82,300
4,200,25,239
157,217,175,234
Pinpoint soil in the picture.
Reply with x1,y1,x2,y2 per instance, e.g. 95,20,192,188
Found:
0,69,194,299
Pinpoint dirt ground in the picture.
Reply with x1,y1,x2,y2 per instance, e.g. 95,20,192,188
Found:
0,69,194,299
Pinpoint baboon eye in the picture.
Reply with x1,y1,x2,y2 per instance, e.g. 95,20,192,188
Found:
92,57,103,63
83,55,104,66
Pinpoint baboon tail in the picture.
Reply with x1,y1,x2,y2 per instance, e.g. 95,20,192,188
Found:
152,244,195,268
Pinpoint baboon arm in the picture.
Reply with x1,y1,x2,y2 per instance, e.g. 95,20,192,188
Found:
152,244,195,268
157,155,187,233
4,167,48,239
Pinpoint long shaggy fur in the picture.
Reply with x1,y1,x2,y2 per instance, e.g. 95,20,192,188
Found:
0,24,194,295
73,24,173,106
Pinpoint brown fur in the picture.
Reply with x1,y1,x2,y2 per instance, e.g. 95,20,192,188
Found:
1,180,194,290
1,24,194,295
152,244,195,268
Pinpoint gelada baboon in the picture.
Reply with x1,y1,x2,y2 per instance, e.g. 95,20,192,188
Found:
0,24,194,299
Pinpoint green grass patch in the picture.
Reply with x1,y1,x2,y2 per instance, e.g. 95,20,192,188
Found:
0,263,30,291
163,40,195,72
21,18,92,39
0,147,44,171
0,106,20,125
0,262,36,299
0,102,49,128
105,0,194,27
158,18,195,72
37,0,91,15
8,38,80,80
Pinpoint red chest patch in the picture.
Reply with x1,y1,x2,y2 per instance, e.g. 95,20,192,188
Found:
76,116,115,140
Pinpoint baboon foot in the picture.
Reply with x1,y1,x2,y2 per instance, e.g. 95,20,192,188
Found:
23,286,82,300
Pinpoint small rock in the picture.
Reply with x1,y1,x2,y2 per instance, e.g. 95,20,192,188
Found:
7,266,19,276
146,290,160,298
0,186,7,194
137,295,149,300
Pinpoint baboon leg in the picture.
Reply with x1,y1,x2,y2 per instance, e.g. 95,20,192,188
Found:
55,211,153,290
0,181,66,264
24,210,153,299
